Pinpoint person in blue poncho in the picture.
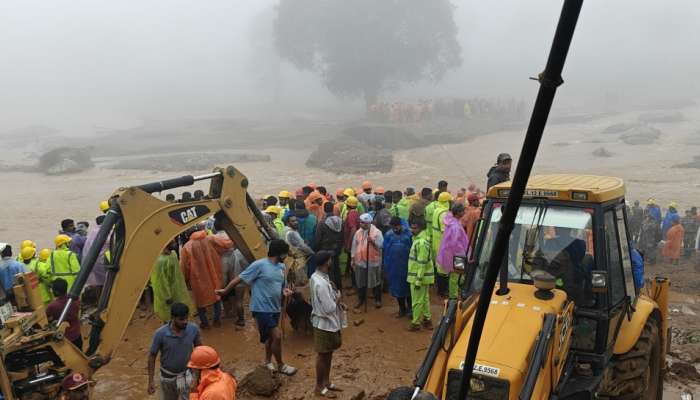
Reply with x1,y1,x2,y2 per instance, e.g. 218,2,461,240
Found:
661,202,679,239
383,217,413,318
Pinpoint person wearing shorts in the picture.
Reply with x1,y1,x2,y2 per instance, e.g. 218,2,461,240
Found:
216,239,297,376
310,251,347,398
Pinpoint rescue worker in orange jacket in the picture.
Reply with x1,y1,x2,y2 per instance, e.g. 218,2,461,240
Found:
187,346,236,400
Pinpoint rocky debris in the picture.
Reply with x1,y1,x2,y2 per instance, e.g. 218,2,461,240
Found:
638,111,685,123
38,147,94,175
306,139,393,174
592,147,613,158
344,125,424,149
670,361,700,383
671,327,700,346
238,365,281,396
620,126,661,145
601,122,640,134
674,156,700,169
105,153,270,172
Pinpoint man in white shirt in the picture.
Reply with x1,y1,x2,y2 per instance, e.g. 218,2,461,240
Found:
310,251,346,398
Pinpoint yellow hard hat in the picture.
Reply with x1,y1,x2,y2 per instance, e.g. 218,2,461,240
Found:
20,246,36,261
99,200,110,213
278,191,291,199
343,188,356,198
38,248,51,262
265,206,279,215
21,240,36,249
54,234,72,248
346,196,359,207
438,192,453,202
669,202,678,209
647,198,656,205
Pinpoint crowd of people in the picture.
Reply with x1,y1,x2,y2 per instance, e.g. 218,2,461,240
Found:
2,150,699,399
367,97,527,124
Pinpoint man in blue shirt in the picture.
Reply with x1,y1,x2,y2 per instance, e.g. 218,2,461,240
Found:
0,244,27,300
147,302,202,400
216,239,297,376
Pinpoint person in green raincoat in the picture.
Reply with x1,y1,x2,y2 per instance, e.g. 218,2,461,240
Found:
150,246,193,322
48,234,81,290
21,247,53,303
431,192,452,298
407,220,434,331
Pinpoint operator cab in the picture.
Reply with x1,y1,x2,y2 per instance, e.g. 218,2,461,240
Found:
468,175,638,355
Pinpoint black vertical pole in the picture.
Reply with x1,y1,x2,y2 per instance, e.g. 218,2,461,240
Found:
457,1,584,399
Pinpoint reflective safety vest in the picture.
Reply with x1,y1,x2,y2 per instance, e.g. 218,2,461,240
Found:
48,247,81,290
431,203,450,266
273,218,285,237
425,201,437,241
407,230,434,285
27,259,53,303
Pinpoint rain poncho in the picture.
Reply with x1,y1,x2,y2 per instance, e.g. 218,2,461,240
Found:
383,228,412,298
645,205,661,223
84,225,110,287
295,209,317,249
180,230,233,308
190,368,237,400
396,198,411,220
351,225,384,289
61,231,87,262
631,248,644,290
661,209,679,239
151,251,192,322
437,213,469,273
662,224,684,261
342,209,361,252
431,202,450,270
0,257,26,292
30,259,53,303
461,206,482,242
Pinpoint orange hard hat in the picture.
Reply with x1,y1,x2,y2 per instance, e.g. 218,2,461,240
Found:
361,180,372,190
187,346,221,369
335,188,345,197
375,186,385,195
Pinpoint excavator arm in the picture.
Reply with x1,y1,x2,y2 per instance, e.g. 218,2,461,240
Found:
0,166,273,399
64,165,272,371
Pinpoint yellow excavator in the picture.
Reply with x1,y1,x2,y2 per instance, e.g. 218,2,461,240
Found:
0,165,275,399
390,1,669,399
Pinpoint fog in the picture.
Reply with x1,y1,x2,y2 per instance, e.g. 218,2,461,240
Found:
1,0,698,135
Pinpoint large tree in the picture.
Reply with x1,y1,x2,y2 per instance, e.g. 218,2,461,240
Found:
274,0,462,108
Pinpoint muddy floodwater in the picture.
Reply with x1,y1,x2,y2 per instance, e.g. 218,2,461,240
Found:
1,104,700,397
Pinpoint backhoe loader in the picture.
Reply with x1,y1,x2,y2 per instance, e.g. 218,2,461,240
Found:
391,1,669,399
0,165,274,399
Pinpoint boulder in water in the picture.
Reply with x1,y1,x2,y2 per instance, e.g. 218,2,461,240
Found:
620,126,661,145
38,147,93,175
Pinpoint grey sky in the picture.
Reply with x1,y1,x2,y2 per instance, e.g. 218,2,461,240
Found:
1,0,698,134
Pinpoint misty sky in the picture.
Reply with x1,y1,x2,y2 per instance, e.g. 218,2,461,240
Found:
1,0,698,134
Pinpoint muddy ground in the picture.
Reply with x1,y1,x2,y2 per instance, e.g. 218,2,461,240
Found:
92,289,441,400
89,257,700,399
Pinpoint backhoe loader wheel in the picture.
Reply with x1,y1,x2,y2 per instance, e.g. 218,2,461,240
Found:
387,387,438,400
599,318,661,400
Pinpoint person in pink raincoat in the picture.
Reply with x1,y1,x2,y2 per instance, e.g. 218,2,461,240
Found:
437,204,469,299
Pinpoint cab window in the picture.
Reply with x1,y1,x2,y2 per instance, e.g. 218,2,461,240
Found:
616,207,636,303
604,210,626,306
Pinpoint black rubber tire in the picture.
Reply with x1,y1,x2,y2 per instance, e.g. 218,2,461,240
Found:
386,387,438,400
599,317,662,400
